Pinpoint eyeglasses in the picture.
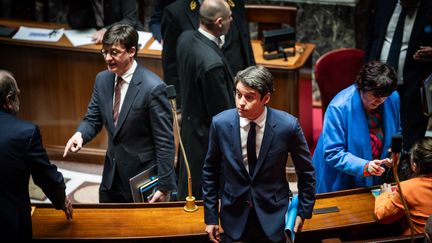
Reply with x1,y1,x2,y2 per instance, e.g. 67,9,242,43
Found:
100,49,126,58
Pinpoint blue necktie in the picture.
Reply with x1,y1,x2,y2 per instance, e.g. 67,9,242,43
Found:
387,7,406,71
247,122,257,177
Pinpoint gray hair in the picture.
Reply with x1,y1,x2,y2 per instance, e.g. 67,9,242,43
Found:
0,70,18,108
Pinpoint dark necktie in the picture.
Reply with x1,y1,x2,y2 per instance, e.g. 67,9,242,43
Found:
113,77,124,126
387,6,407,71
247,122,257,177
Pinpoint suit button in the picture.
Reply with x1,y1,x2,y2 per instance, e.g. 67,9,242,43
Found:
245,200,253,208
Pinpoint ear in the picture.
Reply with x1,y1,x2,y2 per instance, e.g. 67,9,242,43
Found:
262,93,271,105
129,46,137,56
411,160,417,173
215,17,223,27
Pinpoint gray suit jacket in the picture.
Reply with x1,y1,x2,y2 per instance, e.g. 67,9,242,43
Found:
78,64,176,202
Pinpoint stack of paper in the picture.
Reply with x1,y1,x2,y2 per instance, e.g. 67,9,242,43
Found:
13,26,64,42
64,28,96,47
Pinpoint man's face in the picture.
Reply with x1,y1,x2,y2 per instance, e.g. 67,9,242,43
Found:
235,82,270,120
101,43,136,76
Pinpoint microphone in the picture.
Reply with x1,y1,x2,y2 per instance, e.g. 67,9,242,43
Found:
166,85,198,212
391,134,403,169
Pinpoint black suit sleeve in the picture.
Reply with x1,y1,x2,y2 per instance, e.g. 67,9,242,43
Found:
289,120,316,219
148,83,177,192
201,66,235,118
27,126,66,210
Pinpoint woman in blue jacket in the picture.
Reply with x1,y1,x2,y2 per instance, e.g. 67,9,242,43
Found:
313,61,401,193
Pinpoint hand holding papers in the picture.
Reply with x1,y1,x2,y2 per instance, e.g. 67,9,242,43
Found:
13,26,64,42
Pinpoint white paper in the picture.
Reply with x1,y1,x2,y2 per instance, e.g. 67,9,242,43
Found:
149,40,162,51
12,26,64,42
137,31,152,49
64,28,96,47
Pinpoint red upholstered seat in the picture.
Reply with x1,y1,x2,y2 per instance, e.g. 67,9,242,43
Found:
315,48,365,114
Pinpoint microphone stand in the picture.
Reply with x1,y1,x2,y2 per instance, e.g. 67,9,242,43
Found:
169,98,198,212
392,144,414,242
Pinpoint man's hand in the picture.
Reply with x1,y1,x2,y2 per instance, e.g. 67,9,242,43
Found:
414,46,432,61
205,224,220,243
63,132,83,157
92,28,107,44
62,196,73,221
148,190,169,203
293,216,304,233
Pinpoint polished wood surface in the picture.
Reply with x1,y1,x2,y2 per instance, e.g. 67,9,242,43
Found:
32,202,206,240
0,18,315,162
298,187,401,242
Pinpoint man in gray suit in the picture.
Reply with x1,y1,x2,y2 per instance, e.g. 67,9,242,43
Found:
63,24,176,203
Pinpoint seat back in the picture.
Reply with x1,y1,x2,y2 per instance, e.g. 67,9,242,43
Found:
315,48,365,113
245,4,297,40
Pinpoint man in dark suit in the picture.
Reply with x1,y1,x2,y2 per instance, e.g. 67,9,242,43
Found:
161,0,255,109
67,0,144,43
63,24,176,203
203,65,316,243
0,70,73,239
175,0,236,200
365,0,432,152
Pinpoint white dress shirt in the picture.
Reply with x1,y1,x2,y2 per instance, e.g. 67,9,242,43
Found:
239,107,267,173
114,60,137,113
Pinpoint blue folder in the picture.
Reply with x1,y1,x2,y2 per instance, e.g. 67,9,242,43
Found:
285,194,299,242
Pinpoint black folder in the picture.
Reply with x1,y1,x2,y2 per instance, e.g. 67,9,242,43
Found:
0,26,17,37
129,164,158,202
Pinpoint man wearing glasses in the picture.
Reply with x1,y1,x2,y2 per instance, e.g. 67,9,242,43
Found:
63,24,177,203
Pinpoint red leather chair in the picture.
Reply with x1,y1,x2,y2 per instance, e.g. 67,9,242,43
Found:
315,48,365,114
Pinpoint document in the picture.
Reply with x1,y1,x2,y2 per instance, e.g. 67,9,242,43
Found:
129,164,158,202
285,194,298,242
149,39,162,51
137,31,152,49
12,26,64,42
64,28,96,47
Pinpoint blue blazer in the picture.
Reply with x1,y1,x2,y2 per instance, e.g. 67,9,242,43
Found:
203,108,316,242
77,64,176,202
0,109,66,239
312,85,401,193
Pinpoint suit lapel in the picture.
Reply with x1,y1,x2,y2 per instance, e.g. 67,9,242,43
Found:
114,68,142,136
253,108,274,178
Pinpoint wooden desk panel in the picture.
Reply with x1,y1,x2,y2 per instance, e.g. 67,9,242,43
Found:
32,202,206,240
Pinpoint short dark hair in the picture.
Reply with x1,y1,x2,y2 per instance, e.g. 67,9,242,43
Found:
355,61,398,97
102,24,139,57
410,136,432,175
0,70,18,108
235,65,274,99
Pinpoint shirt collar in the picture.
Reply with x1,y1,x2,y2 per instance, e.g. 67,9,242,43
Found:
198,28,224,48
117,60,137,84
239,107,267,128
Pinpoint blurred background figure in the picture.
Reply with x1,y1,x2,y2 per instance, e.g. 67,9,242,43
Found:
67,0,144,44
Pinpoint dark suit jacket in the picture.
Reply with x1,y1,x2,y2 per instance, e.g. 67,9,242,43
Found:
161,0,255,108
67,0,144,30
365,0,432,150
203,108,316,242
176,30,235,200
77,64,176,202
0,109,66,239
